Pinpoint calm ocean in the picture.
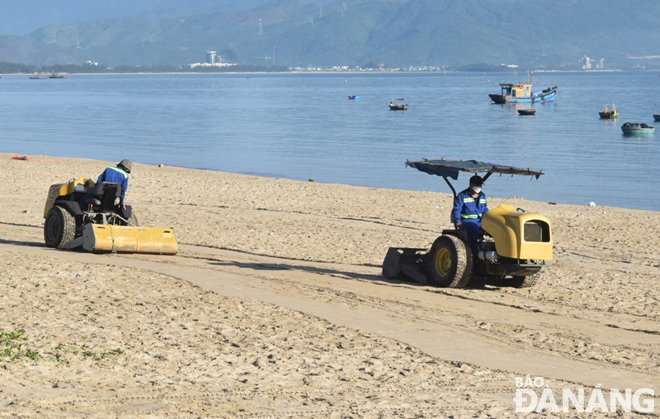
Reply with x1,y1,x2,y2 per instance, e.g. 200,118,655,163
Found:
1,71,658,210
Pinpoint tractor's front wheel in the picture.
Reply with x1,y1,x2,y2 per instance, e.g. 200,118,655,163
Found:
44,206,76,249
426,235,473,288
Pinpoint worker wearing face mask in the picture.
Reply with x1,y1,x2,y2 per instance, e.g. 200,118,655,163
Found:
451,175,488,241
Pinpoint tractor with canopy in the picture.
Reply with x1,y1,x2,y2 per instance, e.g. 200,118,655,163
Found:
382,158,552,288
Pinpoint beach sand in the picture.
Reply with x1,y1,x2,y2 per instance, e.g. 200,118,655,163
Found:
0,153,658,416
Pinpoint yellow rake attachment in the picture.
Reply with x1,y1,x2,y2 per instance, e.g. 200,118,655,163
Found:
81,224,177,254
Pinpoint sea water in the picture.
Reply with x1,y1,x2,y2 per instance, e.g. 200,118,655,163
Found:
0,71,658,210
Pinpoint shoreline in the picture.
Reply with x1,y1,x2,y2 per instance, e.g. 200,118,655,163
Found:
2,68,657,77
4,152,657,214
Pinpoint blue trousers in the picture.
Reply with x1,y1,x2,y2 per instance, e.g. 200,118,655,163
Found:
461,221,482,256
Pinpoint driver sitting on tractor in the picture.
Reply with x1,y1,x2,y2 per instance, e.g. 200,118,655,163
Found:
96,159,132,210
82,159,132,215
451,175,488,244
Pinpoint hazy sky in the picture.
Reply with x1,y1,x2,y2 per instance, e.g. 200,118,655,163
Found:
0,1,159,35
0,0,331,35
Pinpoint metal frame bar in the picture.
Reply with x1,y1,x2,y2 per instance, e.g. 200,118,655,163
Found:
442,176,457,201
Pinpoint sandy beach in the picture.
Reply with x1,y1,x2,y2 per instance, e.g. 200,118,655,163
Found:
0,153,658,417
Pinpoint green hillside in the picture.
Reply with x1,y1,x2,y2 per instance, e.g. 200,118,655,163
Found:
1,0,659,69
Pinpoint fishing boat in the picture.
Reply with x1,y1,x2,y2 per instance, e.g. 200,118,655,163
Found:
518,109,536,115
653,113,660,122
599,104,618,119
490,84,557,104
389,98,408,111
348,95,360,100
489,71,557,104
29,72,48,79
621,122,655,135
599,111,619,119
49,73,67,78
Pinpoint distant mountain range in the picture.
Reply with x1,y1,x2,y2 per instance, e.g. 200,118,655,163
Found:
1,0,659,69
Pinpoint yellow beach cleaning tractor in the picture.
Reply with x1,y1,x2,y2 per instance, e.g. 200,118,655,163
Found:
383,158,552,288
43,177,177,254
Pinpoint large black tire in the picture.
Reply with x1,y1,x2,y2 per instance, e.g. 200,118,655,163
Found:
511,275,538,288
44,206,76,249
426,235,473,288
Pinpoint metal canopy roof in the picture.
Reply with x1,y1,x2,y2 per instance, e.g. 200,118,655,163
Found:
405,158,544,180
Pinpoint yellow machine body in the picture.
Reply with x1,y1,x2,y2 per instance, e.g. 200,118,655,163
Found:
481,204,552,260
44,177,93,217
82,224,177,255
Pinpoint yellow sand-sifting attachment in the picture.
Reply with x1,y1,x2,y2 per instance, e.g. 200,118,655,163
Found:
82,224,177,254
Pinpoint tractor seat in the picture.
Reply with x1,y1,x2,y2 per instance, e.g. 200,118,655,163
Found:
89,182,119,197
84,182,121,212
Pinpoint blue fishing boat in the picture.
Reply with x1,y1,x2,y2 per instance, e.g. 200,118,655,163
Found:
348,95,360,100
653,113,660,122
489,83,557,104
621,122,655,136
489,71,557,104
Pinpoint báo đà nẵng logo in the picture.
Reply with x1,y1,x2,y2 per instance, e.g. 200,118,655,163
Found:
513,376,655,413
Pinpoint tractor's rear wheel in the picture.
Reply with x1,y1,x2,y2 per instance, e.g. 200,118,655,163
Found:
511,275,538,288
44,206,76,249
426,235,473,288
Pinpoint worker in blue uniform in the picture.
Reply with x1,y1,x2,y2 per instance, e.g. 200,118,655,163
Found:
82,159,132,216
95,159,132,209
451,175,488,244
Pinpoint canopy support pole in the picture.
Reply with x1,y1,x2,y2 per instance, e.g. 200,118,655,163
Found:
483,172,493,182
442,176,457,201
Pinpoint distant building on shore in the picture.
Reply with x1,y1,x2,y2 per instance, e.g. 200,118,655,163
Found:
206,51,217,64
581,55,605,70
190,51,238,69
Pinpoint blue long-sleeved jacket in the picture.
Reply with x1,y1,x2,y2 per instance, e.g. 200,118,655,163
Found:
97,166,129,204
451,188,488,225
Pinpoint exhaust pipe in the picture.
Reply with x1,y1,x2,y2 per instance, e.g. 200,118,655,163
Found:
478,250,499,261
